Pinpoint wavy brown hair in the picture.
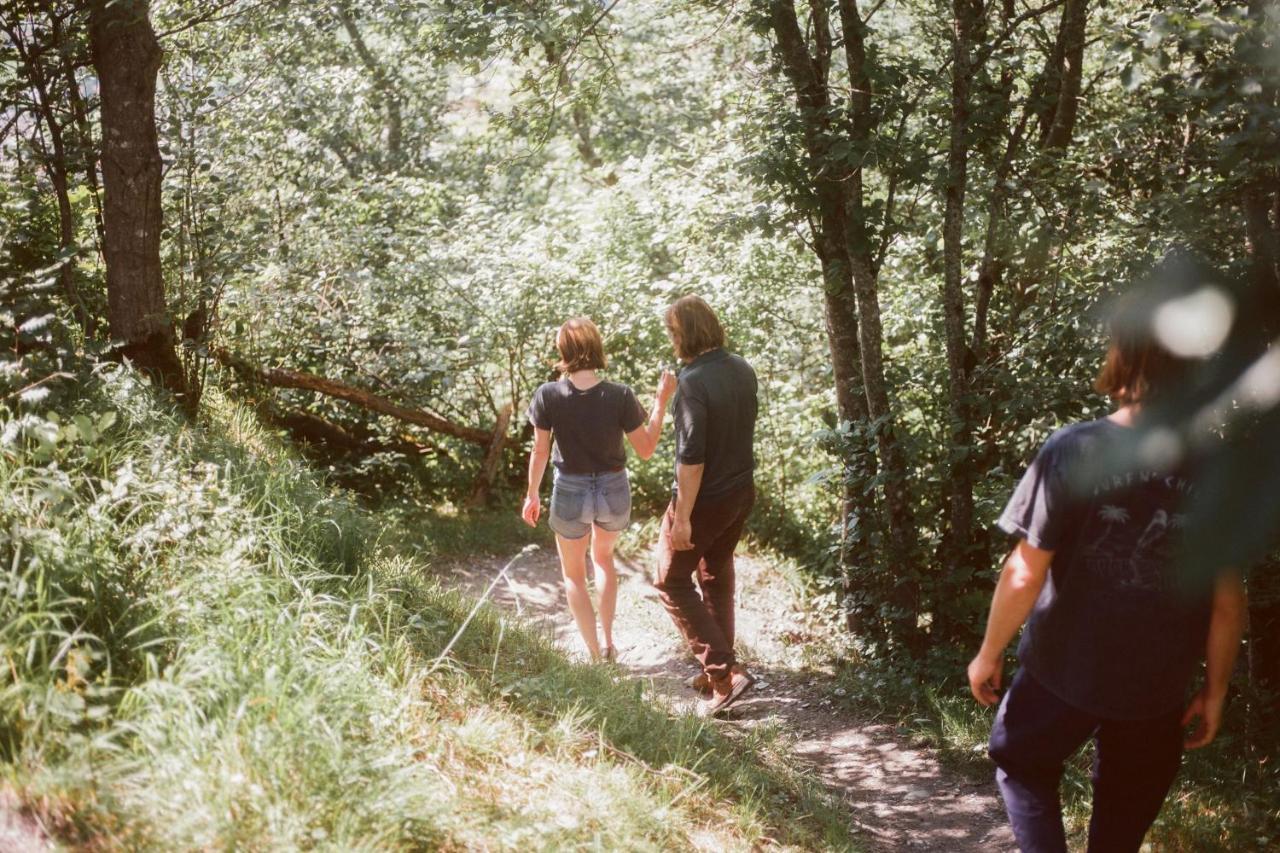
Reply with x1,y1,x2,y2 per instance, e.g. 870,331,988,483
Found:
1094,317,1186,404
664,295,725,361
555,317,607,374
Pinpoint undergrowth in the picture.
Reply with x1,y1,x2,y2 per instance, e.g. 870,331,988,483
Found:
0,368,854,851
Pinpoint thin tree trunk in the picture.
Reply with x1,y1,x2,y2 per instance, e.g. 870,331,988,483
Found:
765,0,884,633
53,8,107,259
837,0,917,578
939,0,984,571
5,17,92,332
1043,0,1089,150
89,0,186,399
334,2,404,170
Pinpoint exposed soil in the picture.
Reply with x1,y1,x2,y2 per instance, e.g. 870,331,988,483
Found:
0,789,51,853
444,545,1016,852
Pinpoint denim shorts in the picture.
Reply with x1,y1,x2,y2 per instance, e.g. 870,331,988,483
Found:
550,469,631,539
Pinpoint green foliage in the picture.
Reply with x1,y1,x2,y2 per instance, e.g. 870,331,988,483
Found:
0,368,852,848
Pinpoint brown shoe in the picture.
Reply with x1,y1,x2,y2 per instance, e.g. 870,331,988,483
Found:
687,665,753,696
697,669,754,718
685,672,712,694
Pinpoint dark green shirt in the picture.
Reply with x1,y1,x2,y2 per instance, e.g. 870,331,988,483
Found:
672,348,757,501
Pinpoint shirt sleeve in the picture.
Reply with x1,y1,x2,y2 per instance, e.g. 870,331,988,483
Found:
673,380,707,465
997,437,1069,551
527,385,551,430
620,385,646,433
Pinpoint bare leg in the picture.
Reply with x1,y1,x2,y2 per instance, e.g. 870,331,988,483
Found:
556,532,600,660
591,526,621,652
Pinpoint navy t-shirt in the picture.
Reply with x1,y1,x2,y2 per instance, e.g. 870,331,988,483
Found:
997,419,1214,720
527,379,646,474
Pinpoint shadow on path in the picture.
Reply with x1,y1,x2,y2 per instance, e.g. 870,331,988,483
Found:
443,546,1015,852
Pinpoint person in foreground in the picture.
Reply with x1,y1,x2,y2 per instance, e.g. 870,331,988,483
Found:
967,313,1249,852
654,296,759,718
523,317,676,661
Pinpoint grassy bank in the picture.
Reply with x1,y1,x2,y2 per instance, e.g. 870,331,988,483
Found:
0,369,854,851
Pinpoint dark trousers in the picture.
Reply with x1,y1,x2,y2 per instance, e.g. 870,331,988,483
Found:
989,669,1184,853
654,484,754,680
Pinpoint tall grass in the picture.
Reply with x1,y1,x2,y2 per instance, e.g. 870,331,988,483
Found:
0,368,854,850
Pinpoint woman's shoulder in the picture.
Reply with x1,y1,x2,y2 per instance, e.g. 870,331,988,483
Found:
601,380,638,398
534,379,567,398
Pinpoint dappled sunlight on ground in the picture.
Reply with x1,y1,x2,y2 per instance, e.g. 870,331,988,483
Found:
441,545,1015,852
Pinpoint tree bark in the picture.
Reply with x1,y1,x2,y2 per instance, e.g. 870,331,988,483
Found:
89,0,185,397
939,0,984,571
468,403,514,507
1042,0,1089,151
768,0,918,643
836,0,917,570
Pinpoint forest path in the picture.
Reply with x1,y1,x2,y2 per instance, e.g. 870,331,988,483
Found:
444,546,1015,852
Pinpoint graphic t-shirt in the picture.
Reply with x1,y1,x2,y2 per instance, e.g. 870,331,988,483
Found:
997,419,1214,720
527,379,646,474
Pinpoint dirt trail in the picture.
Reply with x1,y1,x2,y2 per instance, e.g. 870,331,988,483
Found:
445,546,1015,852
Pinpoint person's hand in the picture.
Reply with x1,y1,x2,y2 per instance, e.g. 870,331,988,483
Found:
1182,687,1225,749
521,494,541,528
967,653,1003,707
657,369,677,406
671,515,694,550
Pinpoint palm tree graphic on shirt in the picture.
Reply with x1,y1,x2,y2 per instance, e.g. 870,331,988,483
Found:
1091,504,1130,549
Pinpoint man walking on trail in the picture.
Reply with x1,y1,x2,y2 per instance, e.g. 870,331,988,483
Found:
654,295,758,718
967,306,1248,852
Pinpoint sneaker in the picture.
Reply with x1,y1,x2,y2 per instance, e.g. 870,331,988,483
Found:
697,669,754,718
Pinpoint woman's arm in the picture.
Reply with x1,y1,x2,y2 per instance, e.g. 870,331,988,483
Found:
967,539,1054,706
1183,570,1248,748
626,370,677,460
521,428,552,527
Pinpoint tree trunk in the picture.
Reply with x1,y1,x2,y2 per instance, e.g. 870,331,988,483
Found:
939,0,984,575
5,15,93,333
765,0,887,634
89,0,185,398
837,0,917,577
1042,0,1088,150
468,403,514,507
334,2,404,170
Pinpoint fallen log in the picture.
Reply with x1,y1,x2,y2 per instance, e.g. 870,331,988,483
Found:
212,346,493,446
263,407,445,458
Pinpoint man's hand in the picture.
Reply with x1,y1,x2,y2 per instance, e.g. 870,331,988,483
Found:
671,515,694,550
657,369,677,406
521,494,541,528
967,653,1003,707
1182,687,1225,749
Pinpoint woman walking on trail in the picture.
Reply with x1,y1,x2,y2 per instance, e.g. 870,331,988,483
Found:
522,317,677,661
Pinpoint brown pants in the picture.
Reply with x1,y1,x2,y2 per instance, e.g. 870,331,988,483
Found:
654,484,755,680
